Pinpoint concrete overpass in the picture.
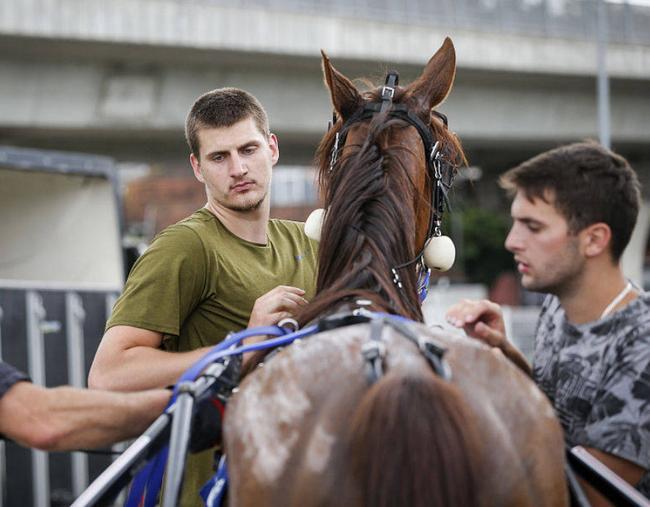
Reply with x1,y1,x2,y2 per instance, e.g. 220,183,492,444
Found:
0,0,649,179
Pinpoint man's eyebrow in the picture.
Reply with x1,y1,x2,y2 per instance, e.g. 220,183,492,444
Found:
204,139,262,158
516,217,544,226
239,140,261,149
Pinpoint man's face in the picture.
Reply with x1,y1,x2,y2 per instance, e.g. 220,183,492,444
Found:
190,117,279,213
505,190,585,295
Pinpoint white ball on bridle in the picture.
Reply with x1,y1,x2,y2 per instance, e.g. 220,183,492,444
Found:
423,235,455,272
304,208,326,242
305,206,455,271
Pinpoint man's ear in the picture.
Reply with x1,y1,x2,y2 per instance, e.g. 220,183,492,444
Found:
190,153,205,183
269,133,280,166
581,223,612,258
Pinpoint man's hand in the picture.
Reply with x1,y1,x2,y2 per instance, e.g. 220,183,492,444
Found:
445,299,507,348
445,299,531,375
248,285,309,329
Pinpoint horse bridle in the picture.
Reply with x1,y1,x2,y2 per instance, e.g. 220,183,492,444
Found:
328,71,456,296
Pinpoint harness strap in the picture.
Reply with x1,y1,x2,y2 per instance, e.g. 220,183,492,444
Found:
362,318,386,383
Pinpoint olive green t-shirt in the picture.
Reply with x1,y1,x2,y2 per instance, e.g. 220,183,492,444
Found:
107,208,318,350
106,208,317,506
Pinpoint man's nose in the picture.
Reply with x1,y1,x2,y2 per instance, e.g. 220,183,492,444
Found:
229,153,248,177
504,227,520,253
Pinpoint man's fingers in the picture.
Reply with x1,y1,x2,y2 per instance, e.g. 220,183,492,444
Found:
282,292,309,306
474,321,504,347
274,286,306,296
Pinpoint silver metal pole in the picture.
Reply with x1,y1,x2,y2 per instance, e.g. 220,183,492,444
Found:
597,0,611,149
66,292,89,496
26,291,58,507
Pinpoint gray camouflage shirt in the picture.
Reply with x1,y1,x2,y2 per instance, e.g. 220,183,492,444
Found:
533,291,650,497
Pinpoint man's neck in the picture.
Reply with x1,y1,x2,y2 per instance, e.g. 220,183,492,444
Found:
205,202,270,244
558,263,636,325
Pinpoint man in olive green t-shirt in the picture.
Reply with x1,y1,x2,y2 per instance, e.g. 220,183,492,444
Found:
89,88,317,505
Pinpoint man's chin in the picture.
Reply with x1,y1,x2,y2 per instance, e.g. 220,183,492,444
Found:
227,197,265,213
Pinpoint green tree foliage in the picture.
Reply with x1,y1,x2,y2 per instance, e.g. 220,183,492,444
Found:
459,207,514,287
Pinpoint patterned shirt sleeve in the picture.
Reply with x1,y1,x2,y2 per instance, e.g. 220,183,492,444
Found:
0,361,30,399
582,324,650,471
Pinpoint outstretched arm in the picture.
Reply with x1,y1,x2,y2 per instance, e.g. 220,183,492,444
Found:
0,381,170,451
446,299,531,375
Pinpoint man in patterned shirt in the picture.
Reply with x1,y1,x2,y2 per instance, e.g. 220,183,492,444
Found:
446,141,649,505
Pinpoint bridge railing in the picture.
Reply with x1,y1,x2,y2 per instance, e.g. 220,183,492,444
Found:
215,0,650,45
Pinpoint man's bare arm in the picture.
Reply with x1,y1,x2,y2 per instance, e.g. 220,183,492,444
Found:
88,326,211,391
0,381,170,451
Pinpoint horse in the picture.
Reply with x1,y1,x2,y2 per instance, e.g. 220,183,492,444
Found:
223,38,568,507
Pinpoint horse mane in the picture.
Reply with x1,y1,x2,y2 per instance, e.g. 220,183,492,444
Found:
297,86,465,326
242,85,465,377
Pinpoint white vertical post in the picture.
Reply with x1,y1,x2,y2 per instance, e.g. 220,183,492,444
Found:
66,292,89,496
26,291,55,507
105,292,129,505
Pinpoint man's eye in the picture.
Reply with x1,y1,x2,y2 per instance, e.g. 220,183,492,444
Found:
243,146,256,155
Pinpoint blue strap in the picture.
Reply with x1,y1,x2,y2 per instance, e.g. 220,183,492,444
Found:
200,455,228,507
174,325,286,393
123,323,309,507
124,445,168,507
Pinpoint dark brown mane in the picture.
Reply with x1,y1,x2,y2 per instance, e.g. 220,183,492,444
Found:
296,86,465,326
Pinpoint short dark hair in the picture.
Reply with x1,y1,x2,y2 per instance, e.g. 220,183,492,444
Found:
499,141,641,262
185,87,270,158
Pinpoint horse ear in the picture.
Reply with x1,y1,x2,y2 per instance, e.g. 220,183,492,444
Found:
321,50,362,119
406,37,456,110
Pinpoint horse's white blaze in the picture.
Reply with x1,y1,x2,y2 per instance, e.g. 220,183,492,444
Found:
305,423,336,473
237,373,312,484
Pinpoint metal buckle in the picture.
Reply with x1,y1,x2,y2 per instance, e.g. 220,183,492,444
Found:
278,317,299,333
381,85,395,100
361,340,386,361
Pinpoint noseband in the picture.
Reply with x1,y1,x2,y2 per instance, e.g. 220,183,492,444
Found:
328,71,456,295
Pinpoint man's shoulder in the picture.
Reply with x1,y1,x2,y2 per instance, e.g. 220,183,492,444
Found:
268,218,306,236
149,209,219,250
159,209,214,236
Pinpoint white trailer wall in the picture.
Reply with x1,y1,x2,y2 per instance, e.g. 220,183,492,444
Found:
0,167,123,290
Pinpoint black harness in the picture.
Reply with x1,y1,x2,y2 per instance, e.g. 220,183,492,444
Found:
316,304,452,384
328,71,456,287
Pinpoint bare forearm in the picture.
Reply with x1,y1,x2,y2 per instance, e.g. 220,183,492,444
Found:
0,383,170,451
42,387,170,450
89,345,211,391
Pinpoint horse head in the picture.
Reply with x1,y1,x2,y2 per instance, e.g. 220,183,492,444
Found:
300,37,465,324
